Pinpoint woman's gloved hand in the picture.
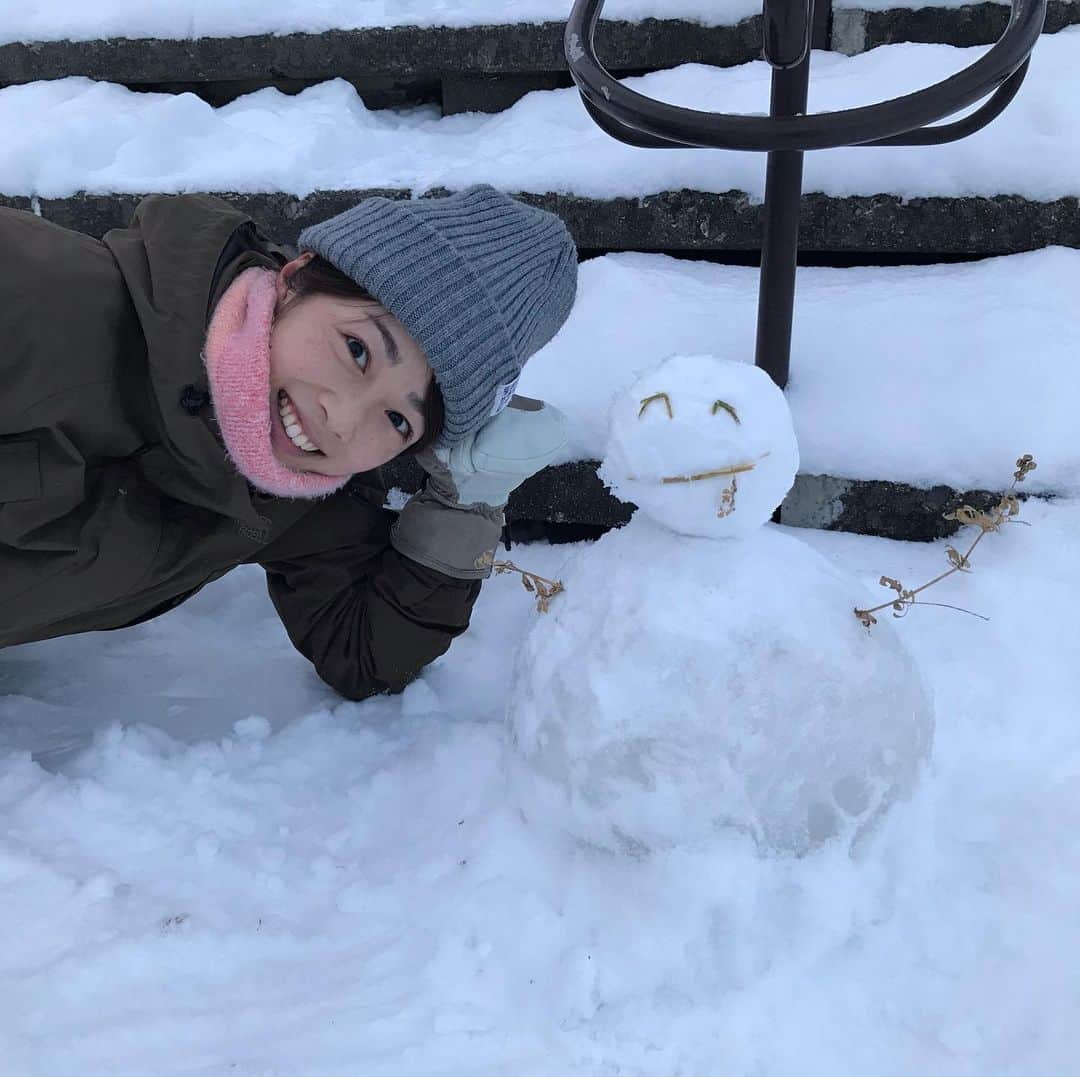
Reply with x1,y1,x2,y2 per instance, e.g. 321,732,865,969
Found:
390,396,568,579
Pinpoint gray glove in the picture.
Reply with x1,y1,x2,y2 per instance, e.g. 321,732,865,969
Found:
390,396,568,579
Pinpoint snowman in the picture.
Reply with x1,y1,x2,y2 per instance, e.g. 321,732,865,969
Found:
508,354,933,857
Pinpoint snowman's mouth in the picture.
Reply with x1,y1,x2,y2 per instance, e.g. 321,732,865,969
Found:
630,451,770,485
661,458,758,485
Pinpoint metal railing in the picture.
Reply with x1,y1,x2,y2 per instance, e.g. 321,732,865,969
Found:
565,0,1048,387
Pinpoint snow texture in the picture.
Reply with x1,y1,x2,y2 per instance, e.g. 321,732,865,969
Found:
509,521,935,857
2,501,1077,1073
522,247,1080,495
2,31,1079,202
834,0,1010,10
600,355,800,538
510,360,931,857
0,0,1016,45
0,0,761,46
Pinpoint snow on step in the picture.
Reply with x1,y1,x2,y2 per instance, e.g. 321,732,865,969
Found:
834,0,1012,10
0,0,760,47
2,30,1078,201
523,247,1079,495
0,0,1024,46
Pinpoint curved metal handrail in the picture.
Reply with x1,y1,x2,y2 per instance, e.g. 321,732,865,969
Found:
565,0,1047,151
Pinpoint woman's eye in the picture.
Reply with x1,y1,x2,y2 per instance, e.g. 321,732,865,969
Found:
346,337,369,371
387,410,412,440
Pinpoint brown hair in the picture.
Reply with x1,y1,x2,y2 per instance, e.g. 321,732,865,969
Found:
280,254,444,455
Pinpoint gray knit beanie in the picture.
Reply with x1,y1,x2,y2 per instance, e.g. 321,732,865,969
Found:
297,186,578,446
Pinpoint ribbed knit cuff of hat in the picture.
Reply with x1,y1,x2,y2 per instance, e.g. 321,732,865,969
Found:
390,491,502,580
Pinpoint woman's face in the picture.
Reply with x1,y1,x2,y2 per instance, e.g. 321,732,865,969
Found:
268,252,434,476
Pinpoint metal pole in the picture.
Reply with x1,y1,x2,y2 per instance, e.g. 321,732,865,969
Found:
754,0,814,389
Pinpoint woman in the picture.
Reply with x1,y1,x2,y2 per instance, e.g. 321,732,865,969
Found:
0,186,577,699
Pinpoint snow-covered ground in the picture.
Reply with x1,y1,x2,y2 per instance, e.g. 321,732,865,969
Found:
2,32,1078,201
2,498,1077,1075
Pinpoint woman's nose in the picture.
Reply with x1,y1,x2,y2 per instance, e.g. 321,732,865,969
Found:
318,388,365,444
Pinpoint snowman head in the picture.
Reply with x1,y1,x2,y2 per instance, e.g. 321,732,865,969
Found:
599,354,800,539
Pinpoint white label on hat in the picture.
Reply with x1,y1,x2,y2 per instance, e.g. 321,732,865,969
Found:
490,375,521,417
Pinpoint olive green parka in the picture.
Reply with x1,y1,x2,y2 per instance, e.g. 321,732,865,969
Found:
0,194,480,699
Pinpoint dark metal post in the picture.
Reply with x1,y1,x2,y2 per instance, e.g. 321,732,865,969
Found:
755,0,815,389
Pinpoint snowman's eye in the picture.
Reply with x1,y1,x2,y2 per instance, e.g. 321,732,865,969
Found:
638,392,673,419
711,399,741,424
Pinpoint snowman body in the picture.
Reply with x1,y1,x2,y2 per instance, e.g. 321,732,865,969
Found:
508,355,934,856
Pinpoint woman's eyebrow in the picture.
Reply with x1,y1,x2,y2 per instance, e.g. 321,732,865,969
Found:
406,391,425,421
372,317,401,366
339,314,401,366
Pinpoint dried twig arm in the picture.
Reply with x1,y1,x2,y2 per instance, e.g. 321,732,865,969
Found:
494,560,565,613
854,454,1036,628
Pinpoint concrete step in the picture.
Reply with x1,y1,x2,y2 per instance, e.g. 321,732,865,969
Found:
3,7,1076,112
4,189,1075,259
835,0,1080,54
380,456,1025,544
0,19,765,112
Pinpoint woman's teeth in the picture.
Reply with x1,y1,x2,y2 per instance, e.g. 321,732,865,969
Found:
277,390,320,453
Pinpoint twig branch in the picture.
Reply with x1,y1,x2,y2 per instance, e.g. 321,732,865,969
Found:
493,560,565,613
907,601,991,621
854,454,1036,629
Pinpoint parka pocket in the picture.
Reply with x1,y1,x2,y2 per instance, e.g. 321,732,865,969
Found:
0,439,42,503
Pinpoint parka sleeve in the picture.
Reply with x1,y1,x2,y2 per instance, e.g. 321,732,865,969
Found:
256,487,482,701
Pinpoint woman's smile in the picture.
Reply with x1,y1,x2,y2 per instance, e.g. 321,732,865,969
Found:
276,389,324,455
270,387,331,467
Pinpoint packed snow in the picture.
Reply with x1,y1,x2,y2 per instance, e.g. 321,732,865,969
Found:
2,31,1079,202
523,247,1080,495
834,0,1011,10
1,497,1077,1073
510,521,935,856
0,0,1017,46
511,355,933,858
599,355,801,539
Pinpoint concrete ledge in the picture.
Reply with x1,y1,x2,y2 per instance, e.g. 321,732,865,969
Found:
833,1,1079,54
377,457,1025,543
0,19,763,111
4,189,1078,257
5,8,1076,95
776,472,1009,541
5,10,1076,110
